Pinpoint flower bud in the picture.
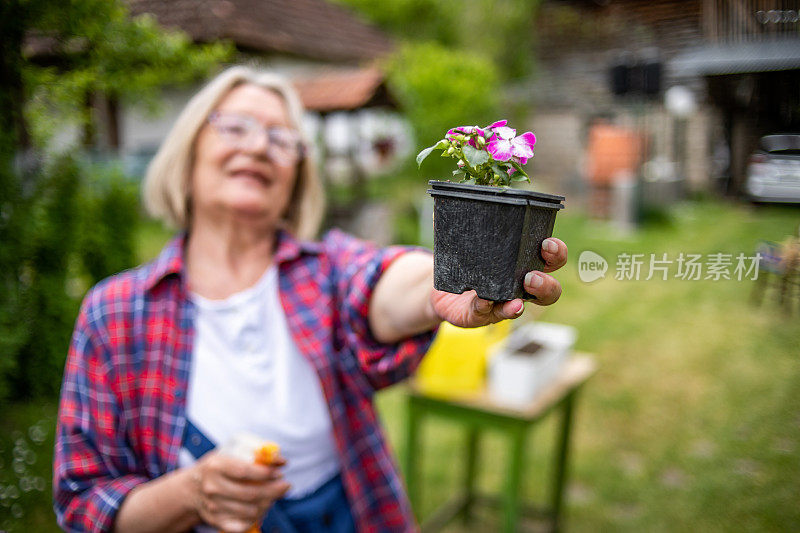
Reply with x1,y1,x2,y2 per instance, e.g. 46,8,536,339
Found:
446,146,455,155
476,135,486,148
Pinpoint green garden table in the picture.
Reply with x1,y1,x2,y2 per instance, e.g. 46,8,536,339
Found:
403,354,596,533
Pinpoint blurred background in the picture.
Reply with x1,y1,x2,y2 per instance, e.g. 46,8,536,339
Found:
1,0,799,531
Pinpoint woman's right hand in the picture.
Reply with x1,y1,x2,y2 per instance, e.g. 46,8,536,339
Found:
190,450,291,532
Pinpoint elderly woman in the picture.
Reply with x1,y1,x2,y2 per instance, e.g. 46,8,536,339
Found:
53,66,567,533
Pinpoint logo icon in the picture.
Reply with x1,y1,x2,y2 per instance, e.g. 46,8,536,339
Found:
578,250,608,283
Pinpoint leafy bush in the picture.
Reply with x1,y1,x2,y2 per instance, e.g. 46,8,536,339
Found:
387,42,500,147
0,0,226,402
11,156,82,400
386,41,501,179
0,156,141,402
78,165,140,284
335,0,536,80
0,403,57,532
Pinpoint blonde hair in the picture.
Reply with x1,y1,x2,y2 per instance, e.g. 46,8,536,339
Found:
143,65,324,239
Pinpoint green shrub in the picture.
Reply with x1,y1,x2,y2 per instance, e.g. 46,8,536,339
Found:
78,164,140,284
0,156,141,402
8,156,81,399
387,41,500,148
0,155,25,401
386,41,501,180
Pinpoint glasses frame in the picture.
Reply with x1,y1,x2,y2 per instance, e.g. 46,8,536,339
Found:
206,111,305,167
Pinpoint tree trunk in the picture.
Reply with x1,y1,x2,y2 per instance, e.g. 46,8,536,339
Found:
82,91,97,148
107,95,121,150
0,0,29,156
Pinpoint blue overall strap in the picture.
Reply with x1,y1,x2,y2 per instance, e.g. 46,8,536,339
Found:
179,420,297,533
182,420,216,459
267,474,356,533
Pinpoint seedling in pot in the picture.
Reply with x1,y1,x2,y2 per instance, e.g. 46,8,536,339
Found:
417,120,536,187
418,120,565,302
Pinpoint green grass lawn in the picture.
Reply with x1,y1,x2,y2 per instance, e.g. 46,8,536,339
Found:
2,199,798,532
376,200,800,531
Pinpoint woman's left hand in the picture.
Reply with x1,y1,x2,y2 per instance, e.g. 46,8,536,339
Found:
430,237,567,328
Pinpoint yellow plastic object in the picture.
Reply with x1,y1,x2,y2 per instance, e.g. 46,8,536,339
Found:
416,321,510,398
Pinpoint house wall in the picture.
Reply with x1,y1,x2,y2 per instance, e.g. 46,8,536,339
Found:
528,111,586,199
527,0,719,196
120,56,328,157
117,55,391,181
122,86,199,157
529,105,712,200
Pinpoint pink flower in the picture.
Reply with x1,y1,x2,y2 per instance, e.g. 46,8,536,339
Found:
447,125,487,149
447,125,485,139
513,132,536,161
487,128,536,163
418,119,535,186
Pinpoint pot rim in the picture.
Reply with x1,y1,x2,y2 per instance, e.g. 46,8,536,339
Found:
428,180,565,203
428,180,565,210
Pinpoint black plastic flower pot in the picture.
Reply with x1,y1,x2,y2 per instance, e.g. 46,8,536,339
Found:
428,180,565,302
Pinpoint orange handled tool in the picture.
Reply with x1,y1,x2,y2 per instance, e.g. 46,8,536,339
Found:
253,443,280,467
244,443,281,533
219,441,281,533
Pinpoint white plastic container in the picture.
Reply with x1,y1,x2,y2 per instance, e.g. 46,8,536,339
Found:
488,322,577,407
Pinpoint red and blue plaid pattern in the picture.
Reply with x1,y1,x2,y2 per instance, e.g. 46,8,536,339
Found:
54,229,436,532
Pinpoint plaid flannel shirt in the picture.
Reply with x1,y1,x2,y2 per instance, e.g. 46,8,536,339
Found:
54,229,436,532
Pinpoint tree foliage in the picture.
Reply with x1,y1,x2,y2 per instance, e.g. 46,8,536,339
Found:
8,156,83,400
22,0,233,147
333,0,538,175
335,0,538,81
0,0,231,400
387,42,500,149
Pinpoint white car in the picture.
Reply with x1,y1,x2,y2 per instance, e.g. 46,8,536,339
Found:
746,135,800,203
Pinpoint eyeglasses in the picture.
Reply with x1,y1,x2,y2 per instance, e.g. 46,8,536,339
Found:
207,112,304,167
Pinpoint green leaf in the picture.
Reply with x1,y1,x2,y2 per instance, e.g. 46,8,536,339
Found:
511,175,530,182
473,171,491,186
509,160,529,177
462,144,490,168
489,163,507,185
416,143,439,167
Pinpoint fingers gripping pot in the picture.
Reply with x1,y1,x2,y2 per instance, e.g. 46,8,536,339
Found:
428,181,565,302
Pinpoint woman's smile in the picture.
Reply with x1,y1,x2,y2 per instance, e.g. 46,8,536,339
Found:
228,166,273,186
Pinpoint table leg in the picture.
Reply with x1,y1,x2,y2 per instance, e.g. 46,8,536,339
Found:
404,396,422,517
503,423,527,533
461,426,479,523
551,392,576,532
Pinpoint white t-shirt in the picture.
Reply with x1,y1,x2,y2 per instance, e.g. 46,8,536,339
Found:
178,266,340,499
